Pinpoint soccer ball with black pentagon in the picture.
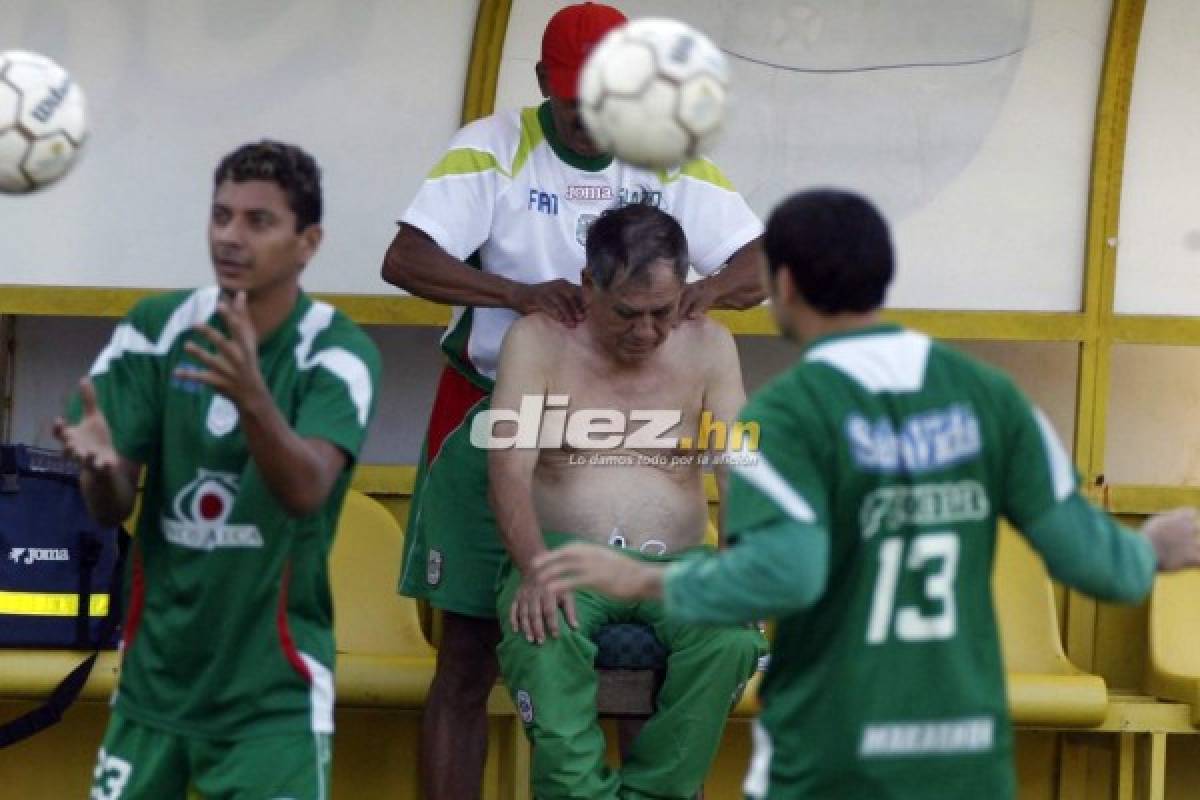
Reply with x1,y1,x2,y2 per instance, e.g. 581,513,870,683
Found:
579,18,728,170
0,50,87,194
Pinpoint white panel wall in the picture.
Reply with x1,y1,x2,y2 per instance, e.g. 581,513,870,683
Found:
9,317,446,465
1114,0,1200,315
1106,345,1200,486
11,317,1078,468
498,0,1108,311
0,0,475,294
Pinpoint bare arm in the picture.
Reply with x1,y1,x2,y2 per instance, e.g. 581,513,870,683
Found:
381,225,583,325
680,237,767,319
488,322,550,573
238,398,347,517
382,224,519,308
699,323,748,547
488,317,578,642
54,379,141,527
176,292,346,517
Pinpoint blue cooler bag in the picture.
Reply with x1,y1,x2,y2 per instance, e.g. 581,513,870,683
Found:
0,444,128,748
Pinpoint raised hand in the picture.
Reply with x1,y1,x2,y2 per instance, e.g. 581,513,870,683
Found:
174,290,270,410
677,279,717,323
1143,508,1200,572
510,279,584,327
53,378,118,474
533,543,662,600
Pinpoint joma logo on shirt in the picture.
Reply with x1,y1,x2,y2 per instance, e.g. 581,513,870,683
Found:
162,469,263,551
566,185,613,202
7,547,69,565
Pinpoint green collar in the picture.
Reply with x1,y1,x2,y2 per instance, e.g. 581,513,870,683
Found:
537,102,613,172
257,290,311,355
803,322,903,354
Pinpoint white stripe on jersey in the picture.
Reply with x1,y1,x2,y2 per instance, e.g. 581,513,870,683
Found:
295,302,374,427
806,330,932,393
743,719,773,799
299,651,335,734
90,287,220,376
1033,406,1075,501
733,454,817,524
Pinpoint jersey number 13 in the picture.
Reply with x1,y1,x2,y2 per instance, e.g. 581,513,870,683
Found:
866,532,960,645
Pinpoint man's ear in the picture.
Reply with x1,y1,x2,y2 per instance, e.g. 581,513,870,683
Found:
297,224,324,269
535,62,550,99
772,265,797,306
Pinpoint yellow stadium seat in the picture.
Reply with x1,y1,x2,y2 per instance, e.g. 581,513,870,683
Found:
994,523,1109,727
0,650,119,702
729,524,1110,726
0,490,437,710
1144,571,1200,724
330,489,436,708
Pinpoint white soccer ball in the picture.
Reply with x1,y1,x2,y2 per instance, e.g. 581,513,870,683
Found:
579,18,729,170
0,50,87,194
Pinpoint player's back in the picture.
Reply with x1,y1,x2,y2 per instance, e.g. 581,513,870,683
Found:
749,324,1023,799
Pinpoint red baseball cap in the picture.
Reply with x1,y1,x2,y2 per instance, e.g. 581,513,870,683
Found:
541,3,628,100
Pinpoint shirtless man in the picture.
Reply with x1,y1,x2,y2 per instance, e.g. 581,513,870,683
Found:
485,203,766,800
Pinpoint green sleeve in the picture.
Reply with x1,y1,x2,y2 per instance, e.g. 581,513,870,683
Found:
999,378,1079,529
293,325,381,462
69,303,164,464
1023,493,1156,603
996,380,1154,602
663,517,829,625
724,386,830,538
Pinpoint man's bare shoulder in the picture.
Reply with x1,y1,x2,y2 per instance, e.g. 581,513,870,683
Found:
504,313,573,356
674,316,736,355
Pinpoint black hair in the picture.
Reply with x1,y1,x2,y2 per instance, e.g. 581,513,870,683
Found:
213,140,322,231
585,201,688,289
764,189,894,313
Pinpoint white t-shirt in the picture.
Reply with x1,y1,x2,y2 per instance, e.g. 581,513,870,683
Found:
401,102,763,384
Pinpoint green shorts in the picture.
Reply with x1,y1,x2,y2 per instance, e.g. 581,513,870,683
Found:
398,366,504,619
89,710,332,800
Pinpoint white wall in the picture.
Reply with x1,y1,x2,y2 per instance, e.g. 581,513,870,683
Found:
0,0,475,294
1106,345,1200,486
4,1,1196,489
499,0,1108,311
1114,0,1200,315
10,316,1079,469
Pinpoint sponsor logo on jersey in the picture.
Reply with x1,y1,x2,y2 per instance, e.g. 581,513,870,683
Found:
426,549,443,586
575,213,599,246
516,689,535,724
171,360,207,394
616,187,662,208
859,716,995,758
206,394,239,437
859,481,990,540
566,184,614,202
161,469,263,550
845,405,982,474
7,546,70,565
528,189,559,216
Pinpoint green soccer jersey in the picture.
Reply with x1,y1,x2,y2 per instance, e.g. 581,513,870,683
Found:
663,324,1155,799
76,287,380,739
